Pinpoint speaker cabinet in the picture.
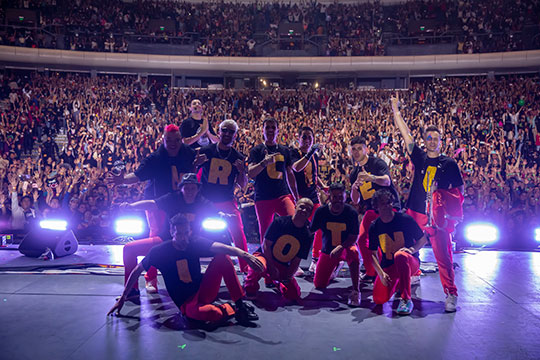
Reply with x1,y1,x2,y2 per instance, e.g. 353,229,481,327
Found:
19,229,78,258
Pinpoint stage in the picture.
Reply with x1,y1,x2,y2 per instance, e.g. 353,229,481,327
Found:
0,245,539,360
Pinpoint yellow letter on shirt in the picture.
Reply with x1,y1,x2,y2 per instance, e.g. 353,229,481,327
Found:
208,158,232,185
379,232,405,260
327,222,346,247
176,259,193,283
267,154,284,179
272,235,301,263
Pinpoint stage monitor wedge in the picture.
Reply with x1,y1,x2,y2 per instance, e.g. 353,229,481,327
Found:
19,228,79,258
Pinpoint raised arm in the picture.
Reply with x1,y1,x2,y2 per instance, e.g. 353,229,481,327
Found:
390,92,415,155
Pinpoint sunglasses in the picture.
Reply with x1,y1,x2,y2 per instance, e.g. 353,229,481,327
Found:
220,128,236,134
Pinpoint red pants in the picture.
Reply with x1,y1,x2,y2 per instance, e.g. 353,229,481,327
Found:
357,210,380,277
244,252,301,300
407,208,458,296
181,255,244,322
309,203,324,259
254,195,295,244
314,246,360,290
214,200,249,272
123,236,163,289
373,251,420,304
143,209,167,285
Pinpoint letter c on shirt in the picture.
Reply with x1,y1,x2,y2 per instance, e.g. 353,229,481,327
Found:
267,154,285,179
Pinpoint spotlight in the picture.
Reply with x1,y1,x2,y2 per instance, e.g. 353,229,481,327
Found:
202,218,227,232
39,220,68,231
465,222,499,246
535,228,540,242
115,217,144,235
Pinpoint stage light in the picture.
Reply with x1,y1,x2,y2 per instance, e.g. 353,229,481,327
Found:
39,220,68,231
115,217,144,235
202,218,227,232
465,222,499,246
535,228,540,242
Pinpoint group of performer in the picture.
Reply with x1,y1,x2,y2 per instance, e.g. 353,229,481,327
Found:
107,93,465,326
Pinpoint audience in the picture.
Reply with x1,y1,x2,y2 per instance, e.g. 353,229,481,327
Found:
0,0,538,56
0,70,538,246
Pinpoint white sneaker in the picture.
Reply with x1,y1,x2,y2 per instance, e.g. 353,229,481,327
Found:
330,261,345,281
145,280,158,294
445,294,458,312
347,290,360,307
308,258,318,273
411,275,421,286
294,267,305,277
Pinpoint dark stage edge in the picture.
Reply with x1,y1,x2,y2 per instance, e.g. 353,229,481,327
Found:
0,247,539,360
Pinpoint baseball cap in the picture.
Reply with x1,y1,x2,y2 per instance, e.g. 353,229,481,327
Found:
179,173,201,187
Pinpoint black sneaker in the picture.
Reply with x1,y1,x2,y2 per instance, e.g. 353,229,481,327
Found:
235,301,259,324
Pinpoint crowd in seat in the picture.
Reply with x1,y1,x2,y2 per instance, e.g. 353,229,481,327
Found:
1,0,539,56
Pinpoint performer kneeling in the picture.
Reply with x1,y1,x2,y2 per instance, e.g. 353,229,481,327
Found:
244,198,314,301
369,190,427,315
108,213,264,326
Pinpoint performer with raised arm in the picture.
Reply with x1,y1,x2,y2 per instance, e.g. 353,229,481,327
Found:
390,92,464,312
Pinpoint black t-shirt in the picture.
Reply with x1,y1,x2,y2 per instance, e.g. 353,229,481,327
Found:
349,156,400,210
310,204,359,255
368,212,423,268
199,144,245,202
263,215,314,266
317,157,333,184
155,192,217,240
141,239,213,308
180,116,217,149
248,144,292,201
407,145,464,214
134,144,196,200
290,148,319,203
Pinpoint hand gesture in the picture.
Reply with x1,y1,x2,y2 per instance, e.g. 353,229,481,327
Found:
118,202,130,211
105,172,123,186
245,253,265,273
356,171,372,183
233,159,245,173
32,189,39,202
107,298,125,316
330,245,344,259
199,117,209,135
390,91,400,113
261,149,276,167
398,247,414,255
193,148,208,167
379,271,391,287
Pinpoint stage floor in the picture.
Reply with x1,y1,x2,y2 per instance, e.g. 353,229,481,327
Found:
0,246,539,360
